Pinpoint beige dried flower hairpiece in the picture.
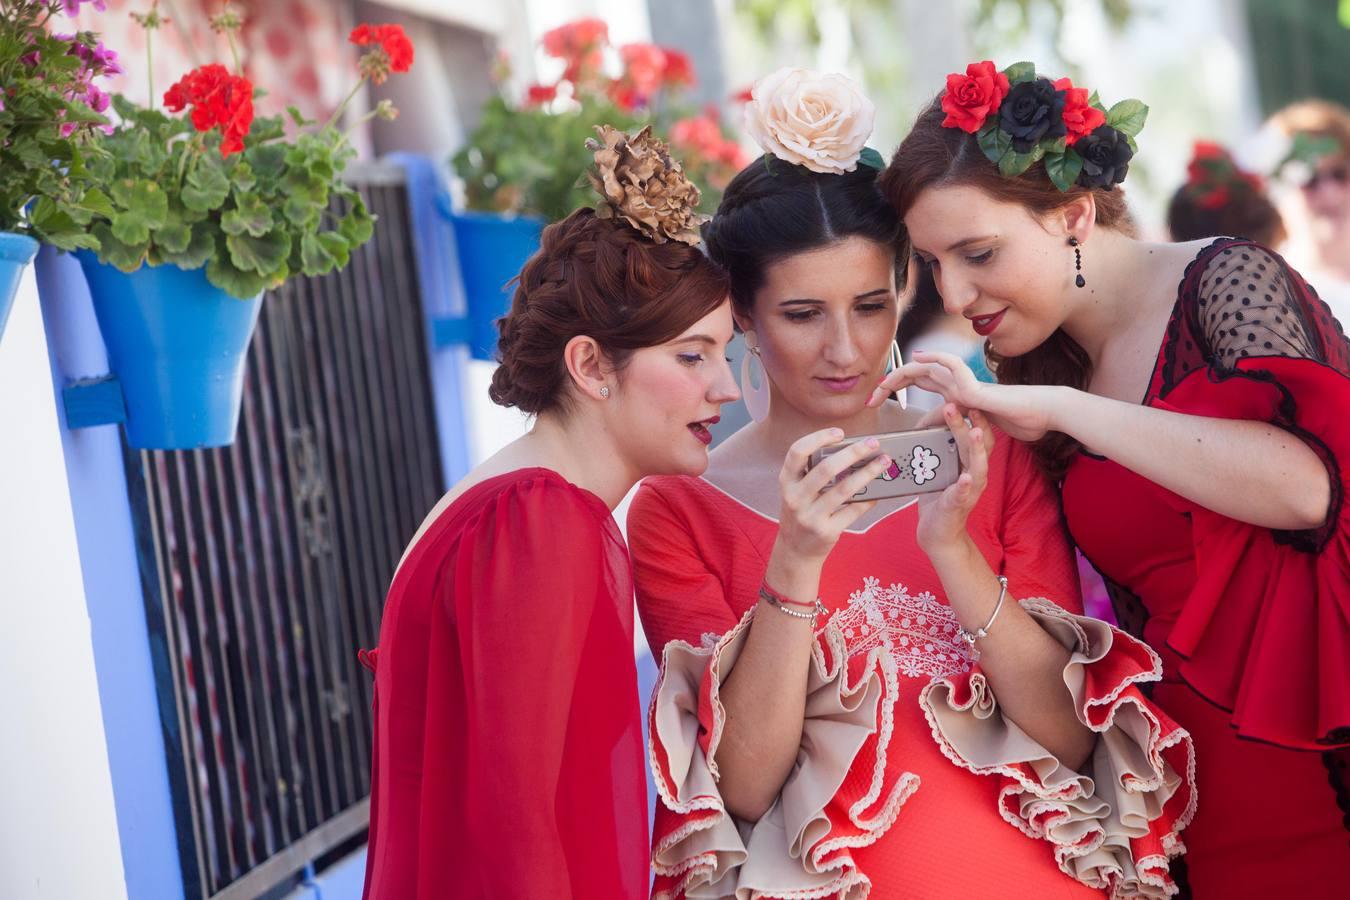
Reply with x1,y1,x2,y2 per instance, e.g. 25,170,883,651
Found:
585,125,707,246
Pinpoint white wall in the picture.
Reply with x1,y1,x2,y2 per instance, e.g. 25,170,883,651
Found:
0,268,126,899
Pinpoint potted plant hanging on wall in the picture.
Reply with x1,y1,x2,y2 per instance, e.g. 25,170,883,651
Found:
72,5,412,449
449,17,742,360
0,0,120,346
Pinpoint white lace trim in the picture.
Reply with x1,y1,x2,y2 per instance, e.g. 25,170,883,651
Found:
830,576,974,679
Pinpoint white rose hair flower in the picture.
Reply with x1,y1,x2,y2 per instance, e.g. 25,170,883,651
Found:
743,67,877,174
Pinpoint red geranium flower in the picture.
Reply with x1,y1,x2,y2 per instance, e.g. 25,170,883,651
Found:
940,60,1010,134
163,63,254,156
660,47,695,88
525,83,558,106
350,22,415,85
541,18,607,82
1054,77,1105,146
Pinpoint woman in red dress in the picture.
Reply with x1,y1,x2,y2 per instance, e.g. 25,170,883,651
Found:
881,61,1350,897
360,127,740,899
631,69,1195,899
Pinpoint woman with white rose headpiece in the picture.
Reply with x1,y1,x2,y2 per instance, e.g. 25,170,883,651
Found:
629,67,1195,899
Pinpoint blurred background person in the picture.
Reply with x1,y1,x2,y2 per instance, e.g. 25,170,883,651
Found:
1167,140,1286,246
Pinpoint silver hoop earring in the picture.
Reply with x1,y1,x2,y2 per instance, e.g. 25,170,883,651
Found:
740,336,771,423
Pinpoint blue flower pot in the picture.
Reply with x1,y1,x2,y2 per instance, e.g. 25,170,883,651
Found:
448,211,544,361
0,232,40,346
76,251,263,450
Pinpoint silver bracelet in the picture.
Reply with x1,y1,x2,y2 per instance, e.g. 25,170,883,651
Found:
957,576,1008,660
759,583,826,624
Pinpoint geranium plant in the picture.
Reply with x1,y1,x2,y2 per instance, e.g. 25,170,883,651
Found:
452,17,741,221
77,5,414,298
0,0,120,249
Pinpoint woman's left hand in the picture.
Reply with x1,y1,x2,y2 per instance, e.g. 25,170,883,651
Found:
870,350,1060,443
915,403,994,554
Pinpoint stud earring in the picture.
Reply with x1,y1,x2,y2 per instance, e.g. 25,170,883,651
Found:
1068,236,1085,288
599,386,610,399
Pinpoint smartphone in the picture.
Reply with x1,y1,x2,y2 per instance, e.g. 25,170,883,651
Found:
807,426,961,502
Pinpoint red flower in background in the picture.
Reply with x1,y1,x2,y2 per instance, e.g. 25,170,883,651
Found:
1054,77,1105,145
163,63,254,156
660,48,695,88
1185,141,1265,209
350,23,415,85
525,83,558,106
542,17,607,82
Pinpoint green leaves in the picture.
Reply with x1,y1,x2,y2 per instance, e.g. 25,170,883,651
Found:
856,147,885,171
221,192,273,237
1044,149,1085,192
62,87,376,297
182,160,231,212
977,120,1042,176
1105,99,1148,137
1003,61,1037,85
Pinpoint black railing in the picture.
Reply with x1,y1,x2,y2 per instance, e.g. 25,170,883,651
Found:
124,166,445,899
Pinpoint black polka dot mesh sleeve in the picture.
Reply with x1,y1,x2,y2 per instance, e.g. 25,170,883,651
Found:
1193,246,1322,366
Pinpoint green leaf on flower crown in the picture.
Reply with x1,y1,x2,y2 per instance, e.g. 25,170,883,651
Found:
1003,61,1038,85
1087,90,1102,109
857,147,885,171
226,229,291,275
1124,132,1139,154
222,192,274,237
998,145,1044,178
91,222,149,272
1044,149,1084,192
977,121,1012,166
181,163,231,212
1105,99,1148,137
158,226,215,270
1045,135,1067,155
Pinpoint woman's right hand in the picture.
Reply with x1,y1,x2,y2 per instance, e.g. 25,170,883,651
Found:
773,428,893,564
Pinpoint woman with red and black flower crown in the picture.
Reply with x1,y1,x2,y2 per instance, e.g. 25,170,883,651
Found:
880,61,1350,898
633,66,1195,900
360,126,740,899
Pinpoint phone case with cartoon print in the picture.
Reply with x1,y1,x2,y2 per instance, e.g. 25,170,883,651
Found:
807,426,962,502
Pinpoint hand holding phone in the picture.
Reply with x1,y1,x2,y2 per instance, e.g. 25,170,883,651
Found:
806,426,961,503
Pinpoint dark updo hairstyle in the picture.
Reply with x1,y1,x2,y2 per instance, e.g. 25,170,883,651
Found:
880,95,1137,479
702,155,903,315
489,208,730,414
1166,182,1286,248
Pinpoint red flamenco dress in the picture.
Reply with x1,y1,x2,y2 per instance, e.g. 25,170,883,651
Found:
1061,238,1350,898
360,468,649,899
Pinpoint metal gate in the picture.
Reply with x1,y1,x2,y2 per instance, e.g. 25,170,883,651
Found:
123,168,446,899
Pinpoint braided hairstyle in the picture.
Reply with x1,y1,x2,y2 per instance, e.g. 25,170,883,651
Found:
489,208,730,414
702,156,902,315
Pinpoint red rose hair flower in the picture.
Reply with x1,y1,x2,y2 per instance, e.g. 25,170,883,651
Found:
1054,77,1106,146
940,60,1010,134
163,63,254,156
350,23,415,85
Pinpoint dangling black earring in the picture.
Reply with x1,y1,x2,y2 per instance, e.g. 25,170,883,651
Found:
1068,236,1085,288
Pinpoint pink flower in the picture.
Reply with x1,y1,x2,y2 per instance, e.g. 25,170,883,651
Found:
60,0,107,16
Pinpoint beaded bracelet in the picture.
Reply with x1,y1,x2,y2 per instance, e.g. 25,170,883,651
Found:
956,575,1008,661
759,581,826,624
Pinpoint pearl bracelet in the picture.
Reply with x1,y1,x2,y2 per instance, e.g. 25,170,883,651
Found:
956,575,1008,661
759,582,826,624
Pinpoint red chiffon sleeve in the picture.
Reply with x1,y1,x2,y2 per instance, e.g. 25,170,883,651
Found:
1149,240,1350,750
437,477,647,898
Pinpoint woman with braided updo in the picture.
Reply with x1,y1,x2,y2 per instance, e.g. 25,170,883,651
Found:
360,126,739,900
